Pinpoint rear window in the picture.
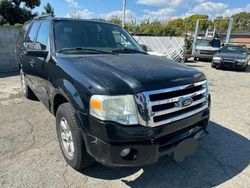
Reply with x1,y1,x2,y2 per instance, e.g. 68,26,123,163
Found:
17,21,31,45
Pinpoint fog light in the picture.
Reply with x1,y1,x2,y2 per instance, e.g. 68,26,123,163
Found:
120,148,131,157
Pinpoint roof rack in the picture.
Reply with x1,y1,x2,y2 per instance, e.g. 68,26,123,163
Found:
33,14,53,20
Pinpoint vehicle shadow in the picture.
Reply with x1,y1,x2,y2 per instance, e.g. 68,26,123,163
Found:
0,71,18,78
218,65,250,73
83,121,250,188
186,64,204,68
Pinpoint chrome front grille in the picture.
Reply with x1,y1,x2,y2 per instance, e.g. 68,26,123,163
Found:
135,80,209,127
222,58,235,63
200,50,214,55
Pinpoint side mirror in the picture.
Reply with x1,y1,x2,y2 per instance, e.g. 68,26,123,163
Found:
140,44,148,52
26,50,48,58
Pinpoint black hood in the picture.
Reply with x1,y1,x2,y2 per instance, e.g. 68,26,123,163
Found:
59,54,205,95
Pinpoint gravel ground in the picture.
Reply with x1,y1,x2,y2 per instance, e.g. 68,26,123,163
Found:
0,61,249,188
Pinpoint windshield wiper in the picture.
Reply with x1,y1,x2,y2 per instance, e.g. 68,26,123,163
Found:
112,48,147,54
58,47,117,55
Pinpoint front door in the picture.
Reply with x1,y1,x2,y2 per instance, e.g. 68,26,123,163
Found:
32,20,51,108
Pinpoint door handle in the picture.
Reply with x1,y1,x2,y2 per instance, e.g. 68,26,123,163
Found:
30,59,35,67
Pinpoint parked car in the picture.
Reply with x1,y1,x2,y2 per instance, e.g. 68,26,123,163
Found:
16,15,211,171
212,45,249,71
194,37,221,61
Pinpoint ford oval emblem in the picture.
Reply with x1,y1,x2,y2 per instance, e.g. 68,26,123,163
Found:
177,97,193,107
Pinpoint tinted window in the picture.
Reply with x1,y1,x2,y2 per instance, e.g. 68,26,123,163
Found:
36,21,50,50
26,22,40,42
54,20,143,54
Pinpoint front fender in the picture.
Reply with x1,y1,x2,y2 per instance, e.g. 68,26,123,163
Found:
52,79,86,114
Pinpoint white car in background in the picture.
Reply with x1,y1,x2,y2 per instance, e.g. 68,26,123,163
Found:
140,44,166,57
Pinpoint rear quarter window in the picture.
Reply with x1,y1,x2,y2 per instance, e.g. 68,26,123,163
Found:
26,21,40,43
16,21,31,46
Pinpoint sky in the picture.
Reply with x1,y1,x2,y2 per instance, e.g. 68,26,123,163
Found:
34,0,250,22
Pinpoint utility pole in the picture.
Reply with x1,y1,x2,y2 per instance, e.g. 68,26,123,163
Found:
192,19,200,55
122,0,127,28
226,17,233,44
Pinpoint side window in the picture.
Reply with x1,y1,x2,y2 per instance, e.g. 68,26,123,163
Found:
17,21,31,45
26,22,40,43
36,21,50,50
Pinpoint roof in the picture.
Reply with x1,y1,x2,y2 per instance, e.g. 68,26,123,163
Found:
32,15,118,27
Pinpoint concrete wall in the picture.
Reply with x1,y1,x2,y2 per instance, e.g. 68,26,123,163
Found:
0,27,20,73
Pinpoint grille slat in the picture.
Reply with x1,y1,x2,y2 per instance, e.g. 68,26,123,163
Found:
153,104,208,126
150,88,207,106
136,80,209,127
154,97,207,116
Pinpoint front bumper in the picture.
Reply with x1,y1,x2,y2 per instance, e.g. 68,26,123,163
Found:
80,108,210,167
212,60,246,69
194,53,214,60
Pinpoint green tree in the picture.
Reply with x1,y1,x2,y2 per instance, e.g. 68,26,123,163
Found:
12,0,40,9
232,12,250,31
213,16,229,32
0,0,40,25
107,16,122,26
42,3,55,16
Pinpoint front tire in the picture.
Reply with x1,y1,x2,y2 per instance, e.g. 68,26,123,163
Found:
56,103,94,171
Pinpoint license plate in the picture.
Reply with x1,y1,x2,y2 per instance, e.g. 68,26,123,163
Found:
173,138,198,162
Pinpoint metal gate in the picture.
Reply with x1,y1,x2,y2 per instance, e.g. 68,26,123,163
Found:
133,36,185,62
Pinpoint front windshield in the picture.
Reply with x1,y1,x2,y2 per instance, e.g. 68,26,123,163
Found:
220,46,249,54
197,39,210,47
197,39,220,48
54,20,143,54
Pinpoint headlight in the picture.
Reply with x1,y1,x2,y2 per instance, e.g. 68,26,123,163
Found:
213,56,221,61
237,58,246,63
90,95,138,125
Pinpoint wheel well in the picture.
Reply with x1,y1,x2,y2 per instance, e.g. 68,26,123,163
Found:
53,94,68,115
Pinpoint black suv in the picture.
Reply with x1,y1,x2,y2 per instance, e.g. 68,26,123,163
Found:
16,15,211,171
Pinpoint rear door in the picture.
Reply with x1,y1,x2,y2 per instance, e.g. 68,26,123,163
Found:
21,21,41,87
16,21,31,70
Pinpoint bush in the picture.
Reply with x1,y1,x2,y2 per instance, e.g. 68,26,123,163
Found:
2,23,22,29
14,23,23,28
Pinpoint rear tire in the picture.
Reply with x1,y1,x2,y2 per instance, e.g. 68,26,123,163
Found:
56,103,95,171
20,69,37,100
